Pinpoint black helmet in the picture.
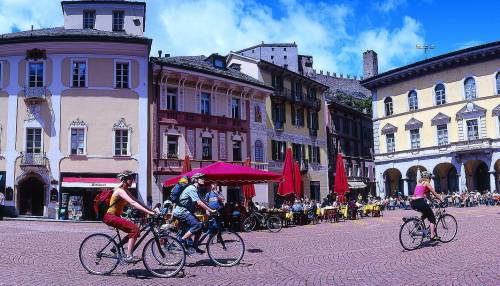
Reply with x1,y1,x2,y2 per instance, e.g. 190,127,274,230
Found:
421,171,432,179
117,170,135,181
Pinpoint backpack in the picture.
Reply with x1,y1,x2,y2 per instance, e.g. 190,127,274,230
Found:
93,189,115,220
170,183,189,205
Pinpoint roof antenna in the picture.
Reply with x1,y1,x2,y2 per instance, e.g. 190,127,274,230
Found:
416,44,435,59
31,25,34,31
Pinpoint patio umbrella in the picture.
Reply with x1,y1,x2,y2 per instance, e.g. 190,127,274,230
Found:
181,155,192,173
164,161,281,187
294,161,302,198
334,153,349,203
242,158,256,200
278,148,295,196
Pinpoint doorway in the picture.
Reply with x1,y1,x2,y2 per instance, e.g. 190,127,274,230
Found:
19,177,45,216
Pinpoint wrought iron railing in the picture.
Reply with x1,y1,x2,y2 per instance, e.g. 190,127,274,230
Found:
20,152,46,166
24,86,47,103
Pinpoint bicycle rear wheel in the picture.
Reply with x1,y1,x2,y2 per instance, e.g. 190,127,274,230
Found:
242,216,257,232
79,233,119,275
266,215,282,233
399,219,424,251
143,235,185,278
436,214,457,243
207,231,245,267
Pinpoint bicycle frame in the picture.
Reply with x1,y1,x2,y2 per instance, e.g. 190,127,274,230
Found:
177,216,225,250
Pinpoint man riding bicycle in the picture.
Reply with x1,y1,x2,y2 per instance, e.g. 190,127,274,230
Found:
172,173,216,254
410,171,443,241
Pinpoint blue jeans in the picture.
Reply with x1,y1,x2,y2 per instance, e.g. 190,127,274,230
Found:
175,212,202,234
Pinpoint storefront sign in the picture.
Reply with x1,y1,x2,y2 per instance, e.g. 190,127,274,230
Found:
61,177,136,189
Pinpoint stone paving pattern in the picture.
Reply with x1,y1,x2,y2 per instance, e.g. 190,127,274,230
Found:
0,206,499,286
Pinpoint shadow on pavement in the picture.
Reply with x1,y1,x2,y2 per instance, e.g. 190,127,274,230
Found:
247,248,264,253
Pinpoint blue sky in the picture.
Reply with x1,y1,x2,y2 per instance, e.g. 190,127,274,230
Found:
0,0,498,76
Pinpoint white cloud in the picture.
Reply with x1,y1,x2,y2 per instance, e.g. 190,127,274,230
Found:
374,0,407,13
455,40,483,50
0,0,62,33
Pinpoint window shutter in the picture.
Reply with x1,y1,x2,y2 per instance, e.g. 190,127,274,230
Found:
282,104,286,123
314,112,319,129
291,106,296,125
308,145,312,161
271,103,276,122
307,109,311,128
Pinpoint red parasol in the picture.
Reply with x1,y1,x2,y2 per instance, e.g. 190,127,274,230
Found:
242,158,256,200
278,148,295,196
334,153,349,203
294,161,302,198
164,161,281,187
181,155,192,173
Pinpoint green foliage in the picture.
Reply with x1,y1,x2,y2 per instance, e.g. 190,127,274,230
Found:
333,92,372,114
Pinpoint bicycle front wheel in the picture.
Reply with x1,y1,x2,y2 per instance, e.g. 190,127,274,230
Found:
242,216,257,232
207,231,245,267
436,214,457,243
143,235,186,278
79,233,119,275
266,215,282,233
399,219,424,251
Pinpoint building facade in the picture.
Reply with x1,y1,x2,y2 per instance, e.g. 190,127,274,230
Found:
228,50,329,206
0,0,150,219
361,42,500,197
150,54,273,204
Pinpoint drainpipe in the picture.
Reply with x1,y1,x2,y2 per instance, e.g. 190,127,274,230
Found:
155,64,164,185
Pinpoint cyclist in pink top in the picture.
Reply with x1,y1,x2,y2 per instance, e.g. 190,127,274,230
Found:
410,171,443,241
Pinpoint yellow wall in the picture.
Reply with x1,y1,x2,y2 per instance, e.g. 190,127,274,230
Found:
375,59,500,153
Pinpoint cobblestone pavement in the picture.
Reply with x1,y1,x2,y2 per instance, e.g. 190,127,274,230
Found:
1,206,499,286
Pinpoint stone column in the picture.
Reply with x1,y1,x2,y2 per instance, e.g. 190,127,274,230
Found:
403,178,409,197
459,162,467,193
490,171,497,192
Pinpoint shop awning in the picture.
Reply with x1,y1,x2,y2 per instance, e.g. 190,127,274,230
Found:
348,181,367,189
62,177,136,189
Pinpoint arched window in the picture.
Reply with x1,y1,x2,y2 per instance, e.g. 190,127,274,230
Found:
384,97,393,116
496,73,500,95
408,90,418,111
464,77,476,100
254,140,263,162
435,83,446,105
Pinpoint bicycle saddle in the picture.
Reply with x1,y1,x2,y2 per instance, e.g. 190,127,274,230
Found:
402,216,420,222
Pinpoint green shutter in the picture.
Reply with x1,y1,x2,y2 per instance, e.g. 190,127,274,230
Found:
291,105,296,125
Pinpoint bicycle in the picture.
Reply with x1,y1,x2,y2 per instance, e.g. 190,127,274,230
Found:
242,210,282,233
172,212,245,267
79,214,186,278
399,201,458,251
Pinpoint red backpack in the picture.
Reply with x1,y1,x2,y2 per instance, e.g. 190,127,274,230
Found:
93,189,114,220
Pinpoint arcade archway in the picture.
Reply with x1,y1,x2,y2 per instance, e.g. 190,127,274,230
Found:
18,176,45,216
433,163,458,194
383,168,403,197
406,166,427,196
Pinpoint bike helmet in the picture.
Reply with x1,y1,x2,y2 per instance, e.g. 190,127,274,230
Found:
190,172,205,183
420,171,432,179
117,170,135,181
178,176,189,185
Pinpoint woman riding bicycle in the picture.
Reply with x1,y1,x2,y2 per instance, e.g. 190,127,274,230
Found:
102,170,157,263
410,171,443,241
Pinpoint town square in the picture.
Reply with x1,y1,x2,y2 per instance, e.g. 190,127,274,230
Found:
0,0,499,285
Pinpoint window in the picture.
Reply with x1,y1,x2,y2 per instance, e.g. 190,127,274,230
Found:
70,128,85,155
410,129,420,149
435,83,446,105
167,135,178,158
292,143,304,163
272,103,285,124
284,55,287,60
310,181,320,201
496,73,500,94
232,140,242,161
115,62,129,88
112,11,124,31
292,106,304,126
408,90,418,111
364,167,369,178
309,146,320,164
202,137,212,160
466,119,479,140
83,10,95,29
343,119,350,134
308,111,319,130
254,140,263,162
72,61,87,87
271,140,286,161
333,117,340,132
271,74,283,90
271,55,274,60
386,133,395,153
201,92,211,115
464,77,476,100
384,97,393,116
26,128,42,153
28,62,44,87
114,129,129,156
231,98,240,119
166,87,177,110
437,124,448,146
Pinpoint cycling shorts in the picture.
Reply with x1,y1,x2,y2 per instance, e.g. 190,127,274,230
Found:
410,198,436,224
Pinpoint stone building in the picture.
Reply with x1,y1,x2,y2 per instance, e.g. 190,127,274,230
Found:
0,0,151,219
361,42,500,196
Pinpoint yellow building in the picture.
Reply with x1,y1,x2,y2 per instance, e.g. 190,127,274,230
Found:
360,42,500,196
227,52,330,206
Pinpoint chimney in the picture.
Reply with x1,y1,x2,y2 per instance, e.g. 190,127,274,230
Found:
363,50,378,79
158,50,162,58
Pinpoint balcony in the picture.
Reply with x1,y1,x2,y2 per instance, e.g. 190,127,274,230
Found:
20,152,46,167
24,86,47,104
159,110,248,132
453,138,492,154
271,88,292,101
291,91,304,104
309,128,318,137
304,97,321,110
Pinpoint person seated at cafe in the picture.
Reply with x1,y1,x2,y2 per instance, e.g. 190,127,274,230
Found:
307,200,318,224
281,201,291,212
321,198,329,208
291,200,304,225
348,199,358,220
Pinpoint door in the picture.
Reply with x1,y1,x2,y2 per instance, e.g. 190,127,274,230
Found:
19,177,45,216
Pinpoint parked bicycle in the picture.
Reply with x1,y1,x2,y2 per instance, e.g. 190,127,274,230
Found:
243,211,282,233
399,201,457,251
171,212,245,267
79,214,186,278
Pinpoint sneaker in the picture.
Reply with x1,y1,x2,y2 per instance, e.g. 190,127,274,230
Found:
193,246,205,254
123,255,142,264
431,235,441,241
